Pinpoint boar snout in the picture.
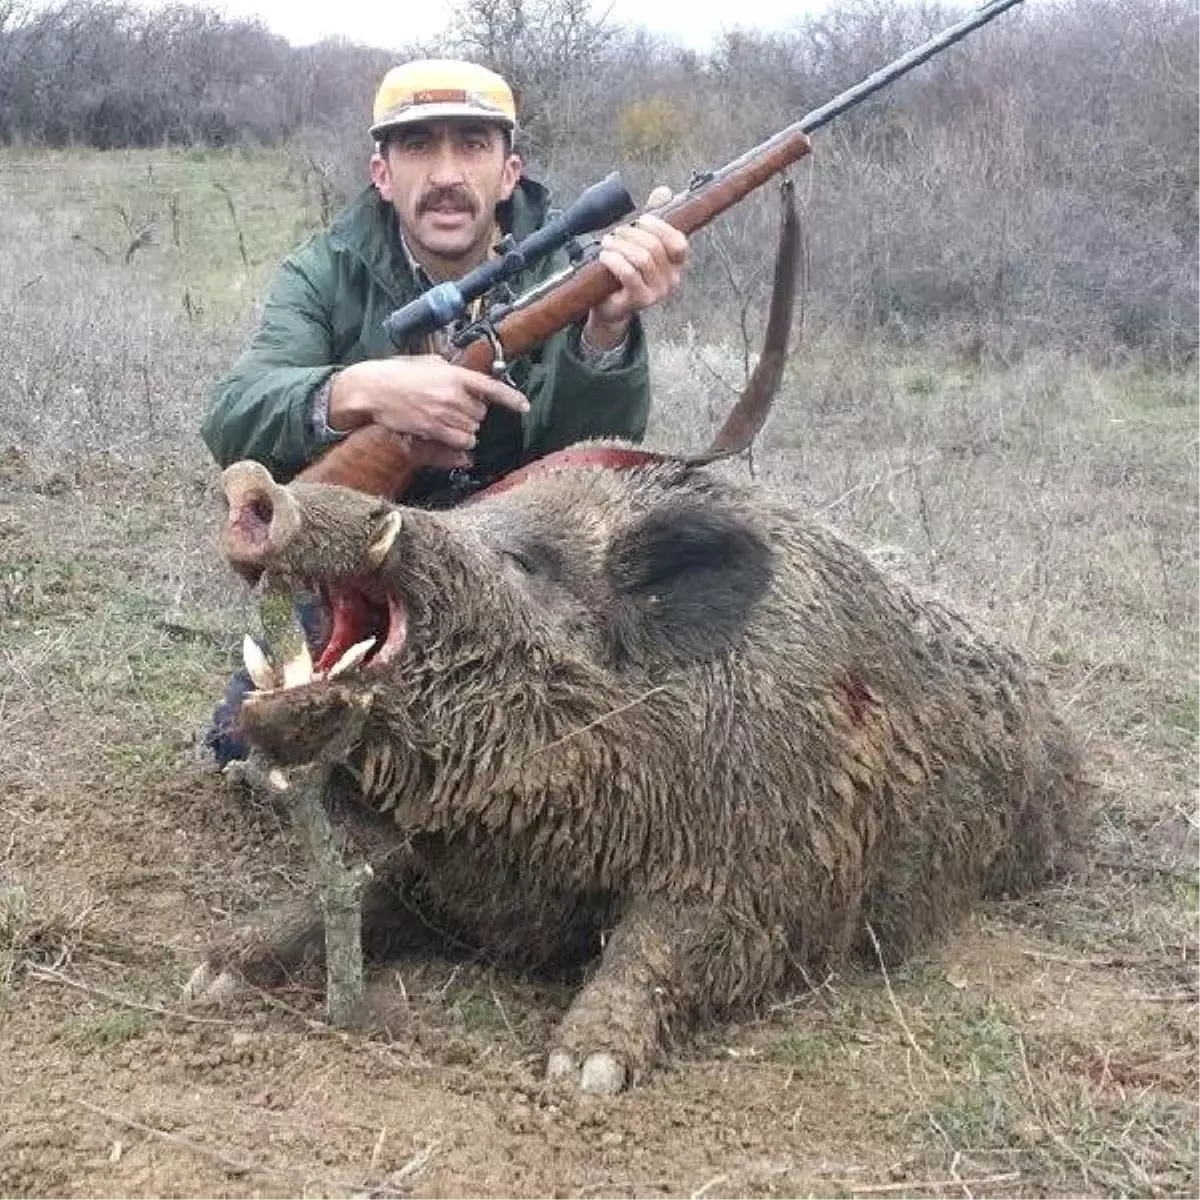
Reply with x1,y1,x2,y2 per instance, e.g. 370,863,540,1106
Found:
221,460,302,575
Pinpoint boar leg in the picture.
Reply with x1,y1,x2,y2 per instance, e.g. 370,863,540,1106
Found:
183,871,427,1003
548,900,786,1095
546,901,692,1096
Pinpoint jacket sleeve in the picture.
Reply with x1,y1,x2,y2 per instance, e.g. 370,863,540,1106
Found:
201,241,340,482
525,316,652,459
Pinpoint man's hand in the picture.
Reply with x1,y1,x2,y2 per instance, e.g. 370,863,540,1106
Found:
584,185,688,352
329,355,529,467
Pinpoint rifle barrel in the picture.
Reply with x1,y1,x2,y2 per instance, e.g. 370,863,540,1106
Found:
714,0,1026,181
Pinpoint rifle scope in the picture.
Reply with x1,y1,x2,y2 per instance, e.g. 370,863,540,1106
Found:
384,171,635,349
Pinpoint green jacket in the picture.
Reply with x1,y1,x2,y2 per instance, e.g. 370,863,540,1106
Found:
201,177,651,485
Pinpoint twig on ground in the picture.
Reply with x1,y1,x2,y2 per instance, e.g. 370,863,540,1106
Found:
70,232,110,260
490,981,517,1040
369,1125,388,1172
27,964,236,1027
1015,1032,1046,1127
1017,1032,1097,1188
864,922,945,1086
1092,854,1197,881
388,1141,441,1189
817,458,934,516
696,351,743,398
68,1097,429,1196
1019,947,1195,973
848,1173,1020,1196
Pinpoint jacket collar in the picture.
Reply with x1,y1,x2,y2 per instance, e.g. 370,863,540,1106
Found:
327,176,552,301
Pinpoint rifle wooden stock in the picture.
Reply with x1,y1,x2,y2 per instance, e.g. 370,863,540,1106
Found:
297,128,813,498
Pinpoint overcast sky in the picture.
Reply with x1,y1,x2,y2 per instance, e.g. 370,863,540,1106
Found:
131,0,839,52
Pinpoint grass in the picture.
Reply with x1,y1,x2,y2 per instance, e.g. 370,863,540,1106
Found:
1122,370,1199,412
1166,686,1199,738
1,146,328,323
56,1008,151,1048
0,146,1195,1198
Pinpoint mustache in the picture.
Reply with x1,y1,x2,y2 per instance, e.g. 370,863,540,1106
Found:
418,187,477,216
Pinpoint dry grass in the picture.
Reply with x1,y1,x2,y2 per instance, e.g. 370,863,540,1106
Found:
0,147,1196,1197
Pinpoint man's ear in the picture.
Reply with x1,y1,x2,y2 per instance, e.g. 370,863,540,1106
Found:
602,496,775,667
370,150,394,202
500,152,522,202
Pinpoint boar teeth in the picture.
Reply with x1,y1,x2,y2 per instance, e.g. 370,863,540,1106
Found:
328,637,377,679
242,634,277,690
280,642,315,689
366,510,403,567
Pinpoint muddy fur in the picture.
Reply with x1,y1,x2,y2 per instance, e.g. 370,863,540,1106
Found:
210,457,1083,1088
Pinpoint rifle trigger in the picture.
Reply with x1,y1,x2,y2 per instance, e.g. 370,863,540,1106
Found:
480,323,511,382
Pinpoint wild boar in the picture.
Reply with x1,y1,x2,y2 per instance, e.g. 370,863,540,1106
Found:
189,451,1083,1094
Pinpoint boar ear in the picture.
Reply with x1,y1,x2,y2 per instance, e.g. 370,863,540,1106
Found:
604,498,774,665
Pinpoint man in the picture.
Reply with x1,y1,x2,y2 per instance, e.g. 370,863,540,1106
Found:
202,58,689,500
201,59,689,764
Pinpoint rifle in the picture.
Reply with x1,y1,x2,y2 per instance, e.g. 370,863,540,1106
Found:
299,0,1026,499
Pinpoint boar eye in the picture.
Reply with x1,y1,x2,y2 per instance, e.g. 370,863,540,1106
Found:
500,548,534,575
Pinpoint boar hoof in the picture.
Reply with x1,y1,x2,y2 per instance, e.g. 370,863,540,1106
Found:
546,1049,578,1082
182,961,244,1005
546,1049,627,1095
580,1052,627,1096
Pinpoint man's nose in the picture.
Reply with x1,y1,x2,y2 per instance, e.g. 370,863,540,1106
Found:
427,140,466,185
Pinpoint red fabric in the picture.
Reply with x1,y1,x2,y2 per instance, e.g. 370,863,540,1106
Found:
473,446,667,502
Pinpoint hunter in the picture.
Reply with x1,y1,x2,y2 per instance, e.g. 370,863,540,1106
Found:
201,58,689,504
200,58,689,764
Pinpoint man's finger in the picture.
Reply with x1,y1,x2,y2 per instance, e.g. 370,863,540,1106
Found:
456,396,489,424
421,417,476,450
634,213,689,265
598,248,654,307
440,408,481,436
457,369,530,413
603,228,661,276
609,222,670,261
645,185,673,209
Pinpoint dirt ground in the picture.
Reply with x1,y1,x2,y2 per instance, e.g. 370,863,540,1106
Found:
3,745,1193,1200
2,363,1197,1198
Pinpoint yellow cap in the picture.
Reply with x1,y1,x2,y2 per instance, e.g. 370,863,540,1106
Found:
370,60,517,139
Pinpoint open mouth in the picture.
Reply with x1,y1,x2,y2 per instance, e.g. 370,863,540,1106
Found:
220,467,411,699
242,579,409,696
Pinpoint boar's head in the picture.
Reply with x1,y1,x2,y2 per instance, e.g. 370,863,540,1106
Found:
220,457,776,786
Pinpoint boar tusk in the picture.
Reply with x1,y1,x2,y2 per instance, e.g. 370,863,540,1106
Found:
242,634,277,691
328,637,377,679
280,642,315,689
366,510,403,567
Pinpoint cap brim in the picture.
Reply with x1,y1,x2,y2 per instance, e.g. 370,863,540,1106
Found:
370,103,516,138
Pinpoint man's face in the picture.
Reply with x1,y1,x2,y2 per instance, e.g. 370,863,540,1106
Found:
371,120,521,277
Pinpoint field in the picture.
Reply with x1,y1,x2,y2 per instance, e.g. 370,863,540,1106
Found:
1,149,1196,1198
